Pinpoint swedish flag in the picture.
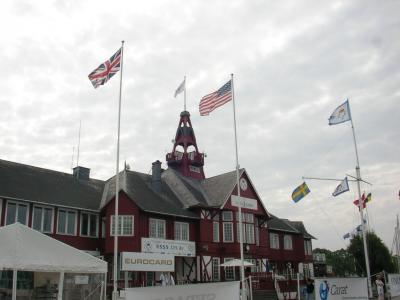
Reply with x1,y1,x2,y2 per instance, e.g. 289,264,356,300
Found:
292,182,311,203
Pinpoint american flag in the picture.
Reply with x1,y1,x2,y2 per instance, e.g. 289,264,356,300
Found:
199,80,232,116
88,48,122,88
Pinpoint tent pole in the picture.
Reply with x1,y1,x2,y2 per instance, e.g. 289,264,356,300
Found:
57,272,64,300
12,269,17,300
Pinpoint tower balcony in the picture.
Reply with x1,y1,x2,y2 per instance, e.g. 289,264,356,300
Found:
187,151,204,166
166,151,184,165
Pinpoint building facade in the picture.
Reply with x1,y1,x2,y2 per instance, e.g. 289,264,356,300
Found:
0,111,315,289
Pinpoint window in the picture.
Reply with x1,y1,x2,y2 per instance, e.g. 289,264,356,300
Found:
149,218,165,239
224,258,235,280
80,212,98,237
212,258,220,281
174,222,189,241
111,215,134,236
304,240,312,255
57,209,76,235
222,211,233,221
284,235,293,250
0,199,2,226
270,233,280,249
255,218,260,246
223,223,233,242
6,201,28,225
102,217,106,238
213,221,220,242
236,213,255,244
32,206,53,233
222,211,233,243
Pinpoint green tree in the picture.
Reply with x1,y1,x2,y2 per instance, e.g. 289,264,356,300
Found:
347,231,395,276
313,248,356,276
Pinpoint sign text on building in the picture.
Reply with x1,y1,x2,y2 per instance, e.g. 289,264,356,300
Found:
231,195,258,210
121,252,175,272
141,238,196,257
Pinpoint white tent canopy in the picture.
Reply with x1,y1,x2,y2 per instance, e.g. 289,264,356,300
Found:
0,222,107,273
220,259,255,268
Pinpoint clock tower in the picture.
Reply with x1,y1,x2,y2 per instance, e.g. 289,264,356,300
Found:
166,111,205,179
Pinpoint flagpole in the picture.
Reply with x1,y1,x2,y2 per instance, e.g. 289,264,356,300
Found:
113,40,124,300
231,74,246,298
184,75,187,111
349,102,372,297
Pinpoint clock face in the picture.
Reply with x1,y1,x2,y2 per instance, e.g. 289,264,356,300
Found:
240,178,248,191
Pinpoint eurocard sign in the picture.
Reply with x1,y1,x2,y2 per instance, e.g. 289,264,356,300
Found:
121,252,175,272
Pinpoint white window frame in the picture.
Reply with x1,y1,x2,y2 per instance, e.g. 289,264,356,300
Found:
213,221,220,242
304,240,312,255
57,209,77,235
223,222,234,243
174,221,189,241
0,199,3,227
5,200,29,225
32,205,54,233
149,218,166,239
80,212,98,238
212,257,220,281
111,215,134,237
284,235,293,250
224,258,235,280
270,233,280,249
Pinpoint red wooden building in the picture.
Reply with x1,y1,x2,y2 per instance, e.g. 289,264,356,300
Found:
0,110,314,288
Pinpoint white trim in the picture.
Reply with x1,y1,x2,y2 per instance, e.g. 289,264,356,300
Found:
149,218,166,239
110,215,134,237
56,208,77,236
284,234,293,250
222,222,233,243
0,198,3,227
5,200,29,225
270,232,280,249
80,211,99,238
212,257,220,281
32,204,54,233
0,195,99,212
224,258,235,280
174,221,189,241
213,221,220,243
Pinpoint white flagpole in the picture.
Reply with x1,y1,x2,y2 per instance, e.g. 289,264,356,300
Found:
184,75,187,111
231,74,246,298
112,40,124,300
349,103,372,297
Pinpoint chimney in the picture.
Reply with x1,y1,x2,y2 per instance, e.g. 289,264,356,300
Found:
73,166,90,180
151,160,162,192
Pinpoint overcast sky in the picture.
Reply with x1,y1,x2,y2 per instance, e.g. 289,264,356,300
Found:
0,0,399,251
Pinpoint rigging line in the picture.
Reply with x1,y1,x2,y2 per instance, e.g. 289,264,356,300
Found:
310,193,349,250
302,176,357,182
345,174,373,186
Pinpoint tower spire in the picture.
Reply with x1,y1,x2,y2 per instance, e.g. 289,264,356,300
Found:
166,111,205,179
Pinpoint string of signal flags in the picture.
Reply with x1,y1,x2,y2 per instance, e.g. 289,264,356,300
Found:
291,99,373,209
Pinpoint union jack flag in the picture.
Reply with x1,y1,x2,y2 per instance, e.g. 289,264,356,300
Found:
88,48,122,88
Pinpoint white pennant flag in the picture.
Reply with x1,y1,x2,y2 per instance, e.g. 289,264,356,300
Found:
329,99,352,125
174,78,185,98
332,177,350,197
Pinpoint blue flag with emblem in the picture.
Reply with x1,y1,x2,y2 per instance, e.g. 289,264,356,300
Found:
332,177,350,197
292,182,311,203
329,99,352,125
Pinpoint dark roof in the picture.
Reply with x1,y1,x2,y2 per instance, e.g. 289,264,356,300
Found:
288,220,316,239
267,214,316,239
0,159,104,211
267,214,299,233
200,169,242,207
100,169,198,219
